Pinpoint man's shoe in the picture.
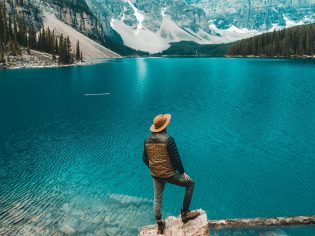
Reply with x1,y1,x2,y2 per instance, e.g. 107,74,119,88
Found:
181,209,200,223
157,220,165,234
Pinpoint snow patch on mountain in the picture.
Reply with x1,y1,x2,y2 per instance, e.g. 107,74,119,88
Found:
88,0,315,54
110,18,168,53
160,15,210,44
208,23,260,43
111,13,213,53
111,11,311,52
207,15,311,44
283,16,305,28
126,0,144,35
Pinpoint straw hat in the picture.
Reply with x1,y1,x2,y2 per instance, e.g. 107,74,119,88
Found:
150,114,172,133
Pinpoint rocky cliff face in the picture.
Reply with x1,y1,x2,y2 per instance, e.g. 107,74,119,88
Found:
4,0,120,59
85,0,315,53
190,0,315,30
86,0,213,53
87,0,210,34
9,0,315,55
30,0,104,43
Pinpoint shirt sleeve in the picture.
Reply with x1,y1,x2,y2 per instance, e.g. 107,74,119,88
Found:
143,142,149,167
167,136,185,174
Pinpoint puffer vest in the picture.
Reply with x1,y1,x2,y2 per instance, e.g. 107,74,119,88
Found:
145,133,176,178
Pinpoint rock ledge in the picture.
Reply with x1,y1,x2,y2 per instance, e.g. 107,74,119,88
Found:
138,209,208,236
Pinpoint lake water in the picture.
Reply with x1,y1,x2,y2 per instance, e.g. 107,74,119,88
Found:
0,58,315,235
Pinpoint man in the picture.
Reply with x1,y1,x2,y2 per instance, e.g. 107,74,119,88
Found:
143,114,200,234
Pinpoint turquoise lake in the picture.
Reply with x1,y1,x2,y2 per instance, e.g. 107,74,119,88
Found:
0,58,315,235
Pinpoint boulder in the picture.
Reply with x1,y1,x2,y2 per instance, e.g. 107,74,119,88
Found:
138,209,209,236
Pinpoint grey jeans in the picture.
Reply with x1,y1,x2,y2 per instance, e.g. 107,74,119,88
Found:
153,173,195,220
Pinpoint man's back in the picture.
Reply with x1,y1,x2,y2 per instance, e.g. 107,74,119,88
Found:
143,114,200,234
144,132,176,178
143,132,185,178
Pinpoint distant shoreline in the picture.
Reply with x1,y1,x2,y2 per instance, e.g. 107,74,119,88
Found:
226,55,315,59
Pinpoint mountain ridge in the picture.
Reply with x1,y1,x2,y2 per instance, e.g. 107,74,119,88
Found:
2,0,315,57
85,0,315,54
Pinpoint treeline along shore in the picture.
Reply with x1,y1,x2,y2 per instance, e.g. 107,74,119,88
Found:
0,1,84,69
227,23,315,58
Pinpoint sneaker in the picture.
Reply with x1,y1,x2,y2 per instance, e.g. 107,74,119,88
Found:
157,220,165,234
181,209,200,223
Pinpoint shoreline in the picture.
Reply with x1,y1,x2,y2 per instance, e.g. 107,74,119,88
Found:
0,62,90,70
226,55,315,59
0,61,91,70
0,48,117,70
1,54,315,70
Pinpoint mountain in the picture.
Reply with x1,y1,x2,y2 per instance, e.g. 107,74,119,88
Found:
2,0,120,59
190,0,315,30
2,0,315,58
86,0,315,54
32,0,120,58
86,0,214,54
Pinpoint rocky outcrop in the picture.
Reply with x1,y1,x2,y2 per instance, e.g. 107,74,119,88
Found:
139,209,315,236
208,215,315,229
138,209,209,236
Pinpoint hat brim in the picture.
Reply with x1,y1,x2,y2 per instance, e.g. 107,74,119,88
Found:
150,114,171,133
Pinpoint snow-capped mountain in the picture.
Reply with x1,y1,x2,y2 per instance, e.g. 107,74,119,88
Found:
15,0,315,55
190,0,315,30
86,0,315,54
86,0,214,53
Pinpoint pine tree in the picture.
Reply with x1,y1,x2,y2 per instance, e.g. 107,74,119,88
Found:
283,36,290,57
7,16,12,40
0,49,5,64
51,30,56,55
76,40,80,61
305,33,311,55
28,23,36,49
58,34,64,64
64,36,72,64
0,2,8,48
0,2,4,45
46,27,51,53
13,17,17,42
40,28,46,51
54,37,58,55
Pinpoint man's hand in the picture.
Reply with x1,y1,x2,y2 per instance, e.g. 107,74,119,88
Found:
182,173,191,181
